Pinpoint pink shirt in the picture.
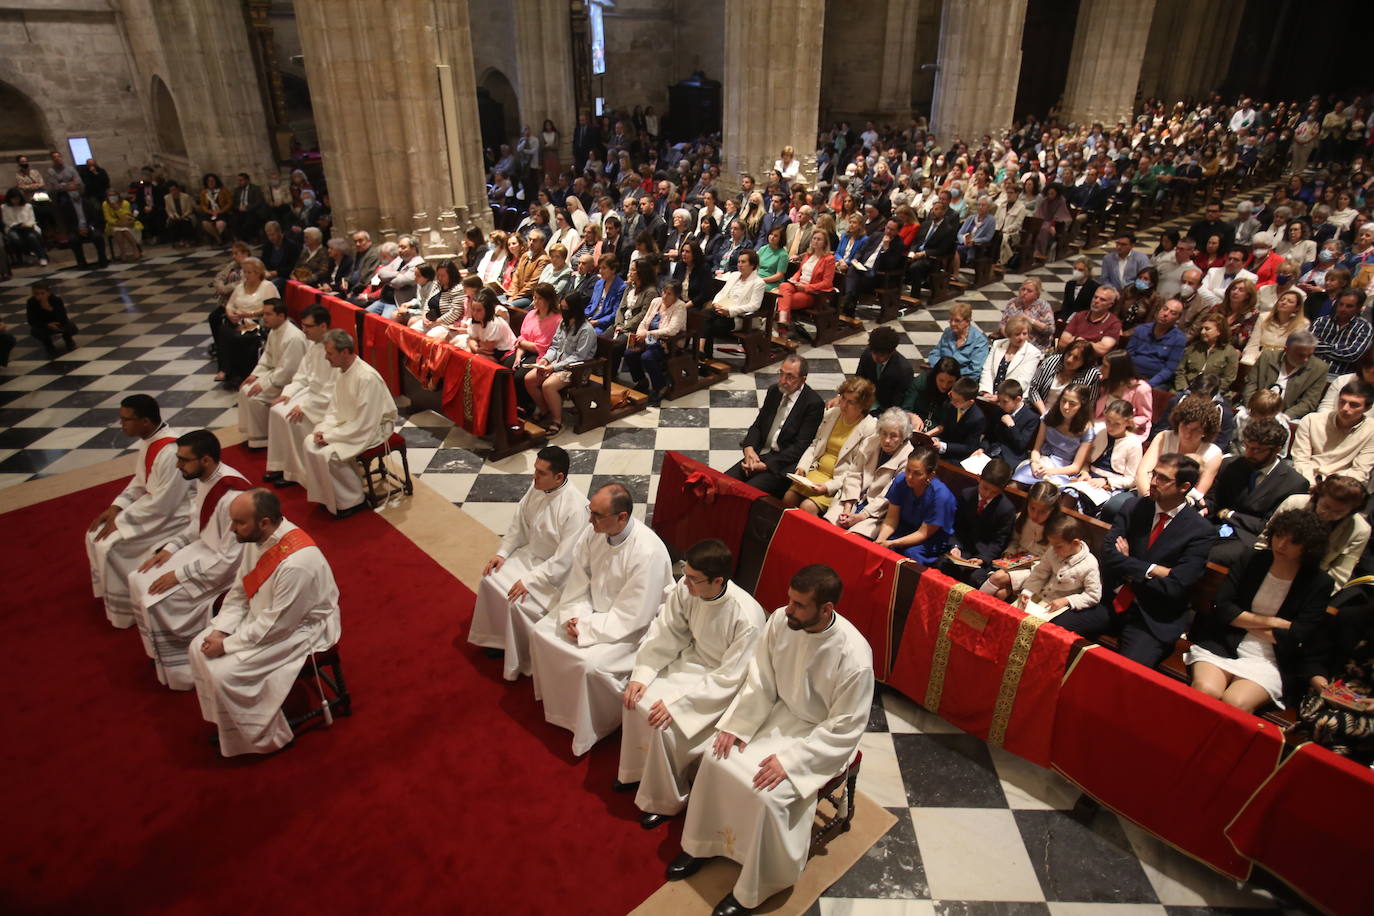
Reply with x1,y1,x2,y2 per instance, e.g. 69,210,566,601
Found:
1095,377,1153,435
518,308,562,359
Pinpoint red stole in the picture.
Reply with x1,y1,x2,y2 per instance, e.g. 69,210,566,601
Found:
143,437,177,478
242,528,316,599
199,475,251,530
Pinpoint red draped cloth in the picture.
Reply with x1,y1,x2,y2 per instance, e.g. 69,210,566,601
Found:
362,312,402,395
651,452,763,571
886,571,1075,765
320,294,362,345
438,346,515,436
1052,646,1284,878
283,281,319,322
1225,742,1374,915
751,509,905,680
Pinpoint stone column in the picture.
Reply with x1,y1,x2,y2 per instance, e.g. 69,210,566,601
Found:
929,0,1028,144
514,0,578,166
720,0,826,197
294,0,489,255
1061,0,1156,127
875,0,921,118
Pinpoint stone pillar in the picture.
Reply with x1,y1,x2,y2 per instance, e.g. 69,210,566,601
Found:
1061,0,1155,127
294,0,489,256
514,0,578,166
721,0,826,197
929,0,1027,144
875,0,921,118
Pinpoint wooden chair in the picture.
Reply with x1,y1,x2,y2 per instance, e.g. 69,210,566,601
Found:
564,355,614,433
928,253,959,305
811,751,862,851
356,432,413,507
972,234,1000,287
803,289,864,347
665,309,730,400
733,291,793,372
1017,216,1043,267
287,643,353,731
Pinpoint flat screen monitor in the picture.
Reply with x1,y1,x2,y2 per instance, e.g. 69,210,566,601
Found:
68,137,92,165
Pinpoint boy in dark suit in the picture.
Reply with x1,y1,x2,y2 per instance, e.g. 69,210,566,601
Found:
856,326,914,413
1057,453,1217,669
929,377,986,461
982,379,1040,467
943,458,1016,586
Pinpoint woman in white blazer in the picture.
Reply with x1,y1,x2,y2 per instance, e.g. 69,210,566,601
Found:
979,315,1043,395
784,376,879,515
824,407,913,539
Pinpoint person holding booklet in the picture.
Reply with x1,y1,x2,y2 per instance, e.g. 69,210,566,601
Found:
943,459,1015,587
981,481,1062,600
1015,515,1102,618
1069,399,1144,517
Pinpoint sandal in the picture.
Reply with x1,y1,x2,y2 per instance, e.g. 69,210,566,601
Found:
544,422,563,436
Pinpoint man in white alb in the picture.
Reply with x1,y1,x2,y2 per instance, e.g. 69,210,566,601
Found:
127,429,250,689
299,328,397,518
527,482,674,755
263,304,336,488
467,445,588,680
189,489,341,757
237,299,308,449
667,564,874,916
619,538,765,830
85,394,193,629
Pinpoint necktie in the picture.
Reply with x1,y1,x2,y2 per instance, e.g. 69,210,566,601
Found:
977,497,989,514
1112,511,1170,614
765,393,792,452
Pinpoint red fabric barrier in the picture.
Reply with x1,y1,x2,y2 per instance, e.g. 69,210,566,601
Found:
320,294,362,344
1052,646,1284,879
651,452,763,568
437,345,515,436
362,311,402,396
283,280,319,321
886,571,1076,765
1225,742,1374,916
751,509,906,680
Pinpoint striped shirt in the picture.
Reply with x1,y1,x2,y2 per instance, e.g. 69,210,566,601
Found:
1311,315,1373,376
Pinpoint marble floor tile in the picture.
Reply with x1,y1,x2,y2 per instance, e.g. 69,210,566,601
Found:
894,734,1007,808
1118,820,1277,910
855,732,909,809
988,747,1080,811
821,807,927,900
911,807,1045,903
883,690,964,735
1013,809,1159,904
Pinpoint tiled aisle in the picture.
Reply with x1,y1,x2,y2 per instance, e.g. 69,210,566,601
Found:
0,202,1310,913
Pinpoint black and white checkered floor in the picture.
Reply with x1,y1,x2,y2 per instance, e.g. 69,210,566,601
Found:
1,196,1308,914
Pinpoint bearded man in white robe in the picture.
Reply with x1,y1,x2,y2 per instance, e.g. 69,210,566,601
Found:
128,430,250,690
299,328,397,518
84,394,193,629
237,299,307,448
263,304,336,488
619,538,765,830
189,489,341,757
527,482,673,756
467,445,588,680
666,564,874,916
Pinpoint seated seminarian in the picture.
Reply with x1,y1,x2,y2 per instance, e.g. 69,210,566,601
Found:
618,538,766,830
189,489,341,757
128,430,250,690
237,299,308,449
263,304,335,487
667,563,874,916
85,394,193,630
467,445,589,680
299,329,398,518
527,482,674,756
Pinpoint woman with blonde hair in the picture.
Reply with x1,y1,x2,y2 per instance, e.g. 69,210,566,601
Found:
215,256,278,387
785,376,878,515
1218,277,1260,349
1243,289,1308,365
776,229,835,329
775,145,800,182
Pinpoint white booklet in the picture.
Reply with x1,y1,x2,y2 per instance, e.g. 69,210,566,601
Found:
1019,597,1065,621
960,453,992,474
1067,481,1113,506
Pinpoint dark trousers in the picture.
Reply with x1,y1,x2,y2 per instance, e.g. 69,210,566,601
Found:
702,311,735,358
0,330,15,366
33,319,79,356
723,459,789,498
624,343,668,391
68,231,107,267
1055,601,1178,669
215,324,263,384
906,255,939,296
1207,534,1253,568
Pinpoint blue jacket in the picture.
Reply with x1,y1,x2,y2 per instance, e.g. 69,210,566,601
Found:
1125,322,1188,388
1098,250,1151,291
586,275,626,333
927,324,990,380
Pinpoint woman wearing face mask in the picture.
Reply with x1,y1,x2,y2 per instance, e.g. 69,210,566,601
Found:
1247,231,1283,286
1061,256,1099,319
1118,267,1161,332
1299,242,1342,292
1257,259,1306,314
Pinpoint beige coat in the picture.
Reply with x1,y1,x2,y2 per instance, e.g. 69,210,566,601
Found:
1020,542,1102,610
633,295,686,340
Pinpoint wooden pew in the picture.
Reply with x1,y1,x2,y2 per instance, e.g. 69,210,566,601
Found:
665,309,731,400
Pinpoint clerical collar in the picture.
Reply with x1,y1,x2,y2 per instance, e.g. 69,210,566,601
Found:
808,611,838,635
607,516,635,547
143,422,170,441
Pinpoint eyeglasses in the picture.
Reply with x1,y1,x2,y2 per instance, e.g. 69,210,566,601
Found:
1149,470,1176,484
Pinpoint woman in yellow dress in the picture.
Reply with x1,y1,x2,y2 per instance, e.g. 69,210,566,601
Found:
784,376,878,514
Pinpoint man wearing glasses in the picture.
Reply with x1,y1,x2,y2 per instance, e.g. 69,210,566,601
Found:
724,355,825,498
1202,247,1258,299
1057,453,1216,669
263,305,335,487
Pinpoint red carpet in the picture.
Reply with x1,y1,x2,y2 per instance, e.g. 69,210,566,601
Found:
0,446,678,915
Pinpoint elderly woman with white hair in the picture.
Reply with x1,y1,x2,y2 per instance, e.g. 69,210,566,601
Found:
822,407,914,539
317,236,354,293
292,226,329,284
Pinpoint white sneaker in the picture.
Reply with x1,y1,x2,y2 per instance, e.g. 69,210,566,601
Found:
39,258,48,266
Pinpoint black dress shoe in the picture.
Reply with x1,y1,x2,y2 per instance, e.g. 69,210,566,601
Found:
262,471,284,483
481,647,503,659
611,779,640,793
331,500,370,519
272,478,298,489
639,812,672,830
665,851,707,881
712,892,751,915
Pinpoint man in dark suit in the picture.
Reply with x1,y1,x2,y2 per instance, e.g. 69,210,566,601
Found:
55,191,108,268
944,457,1016,586
856,326,914,413
1206,418,1310,566
1187,202,1235,253
724,355,825,498
344,230,383,298
1061,256,1100,318
229,172,270,243
983,379,1040,467
630,195,667,250
572,112,601,170
1240,332,1329,421
602,217,632,278
905,199,959,298
843,218,908,308
1057,453,1216,669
